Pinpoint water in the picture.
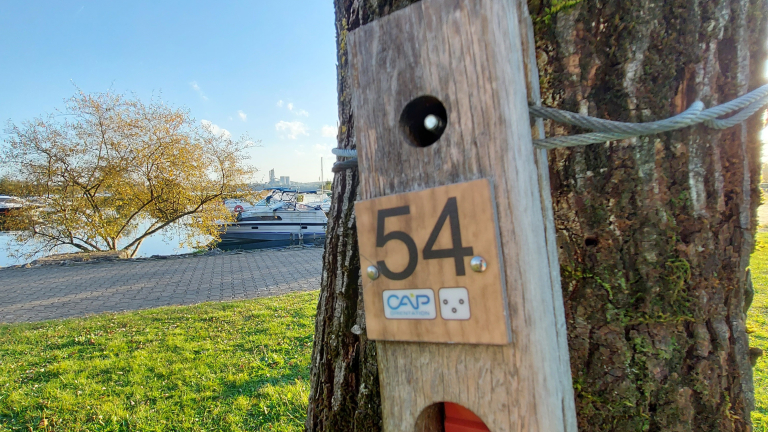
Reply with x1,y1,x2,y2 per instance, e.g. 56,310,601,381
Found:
0,229,209,268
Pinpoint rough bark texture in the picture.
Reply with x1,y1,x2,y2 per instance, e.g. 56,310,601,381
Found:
305,2,419,431
531,0,767,430
307,0,768,431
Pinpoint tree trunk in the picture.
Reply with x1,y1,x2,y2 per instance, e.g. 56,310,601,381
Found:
532,0,767,430
308,0,768,430
305,3,421,431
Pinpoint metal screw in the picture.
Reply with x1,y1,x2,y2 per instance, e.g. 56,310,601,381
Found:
424,114,442,132
366,265,380,280
470,256,487,273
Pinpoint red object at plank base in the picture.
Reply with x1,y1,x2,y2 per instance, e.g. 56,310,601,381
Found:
444,402,491,432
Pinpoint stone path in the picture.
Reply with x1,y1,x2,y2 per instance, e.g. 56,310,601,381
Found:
0,247,323,323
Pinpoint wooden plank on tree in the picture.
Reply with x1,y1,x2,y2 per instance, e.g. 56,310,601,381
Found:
348,0,576,430
515,1,579,430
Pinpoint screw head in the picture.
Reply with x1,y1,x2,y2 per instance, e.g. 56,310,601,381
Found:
470,256,487,273
424,114,442,131
366,265,380,280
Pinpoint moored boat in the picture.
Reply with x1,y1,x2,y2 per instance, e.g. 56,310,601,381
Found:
218,188,327,248
0,195,25,215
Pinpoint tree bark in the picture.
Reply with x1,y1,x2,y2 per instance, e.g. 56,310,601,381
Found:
305,3,420,431
531,0,767,430
308,0,768,430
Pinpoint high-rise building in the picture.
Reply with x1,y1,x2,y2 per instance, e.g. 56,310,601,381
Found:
269,169,276,184
280,176,290,186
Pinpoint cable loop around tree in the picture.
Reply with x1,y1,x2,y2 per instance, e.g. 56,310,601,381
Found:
331,84,768,171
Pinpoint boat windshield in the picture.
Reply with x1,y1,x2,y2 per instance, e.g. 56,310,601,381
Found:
236,214,283,222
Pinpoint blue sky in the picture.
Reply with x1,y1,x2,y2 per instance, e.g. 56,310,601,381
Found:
0,1,338,183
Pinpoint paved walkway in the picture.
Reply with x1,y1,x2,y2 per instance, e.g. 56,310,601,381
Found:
0,247,323,323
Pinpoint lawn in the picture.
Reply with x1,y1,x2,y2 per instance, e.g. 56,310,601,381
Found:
749,232,768,429
1,237,767,431
0,291,318,432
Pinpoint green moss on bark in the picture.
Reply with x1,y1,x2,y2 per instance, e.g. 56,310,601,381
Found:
534,0,766,429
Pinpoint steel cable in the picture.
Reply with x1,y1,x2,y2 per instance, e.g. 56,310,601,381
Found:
532,84,768,148
331,84,768,170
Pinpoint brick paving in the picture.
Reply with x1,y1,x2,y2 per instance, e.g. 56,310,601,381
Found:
0,247,323,323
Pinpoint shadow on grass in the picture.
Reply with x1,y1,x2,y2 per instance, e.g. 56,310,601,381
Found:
216,369,310,429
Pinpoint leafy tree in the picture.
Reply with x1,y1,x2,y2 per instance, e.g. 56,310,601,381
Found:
1,91,256,257
0,176,30,196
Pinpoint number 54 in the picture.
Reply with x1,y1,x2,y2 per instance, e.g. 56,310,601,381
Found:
375,197,474,280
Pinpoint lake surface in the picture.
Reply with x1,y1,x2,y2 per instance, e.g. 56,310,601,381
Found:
0,229,208,268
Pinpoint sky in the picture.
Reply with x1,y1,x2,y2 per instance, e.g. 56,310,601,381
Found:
0,1,339,183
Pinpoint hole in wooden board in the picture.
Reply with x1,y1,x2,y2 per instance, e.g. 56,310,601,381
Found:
415,402,490,432
400,95,448,147
584,236,599,247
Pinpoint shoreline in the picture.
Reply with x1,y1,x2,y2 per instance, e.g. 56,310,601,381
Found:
0,243,322,271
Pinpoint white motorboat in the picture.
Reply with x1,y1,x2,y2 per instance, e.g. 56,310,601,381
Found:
297,193,332,214
223,197,267,213
218,188,327,247
0,195,25,215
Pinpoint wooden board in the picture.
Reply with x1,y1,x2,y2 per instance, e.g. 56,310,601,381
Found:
517,0,579,428
356,179,510,344
347,0,577,430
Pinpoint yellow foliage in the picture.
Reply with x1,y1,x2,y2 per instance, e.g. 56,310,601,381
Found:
1,91,257,257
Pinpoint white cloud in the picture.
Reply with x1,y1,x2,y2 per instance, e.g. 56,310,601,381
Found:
189,81,208,101
321,125,337,138
201,119,231,139
275,121,309,140
277,100,309,117
238,110,247,121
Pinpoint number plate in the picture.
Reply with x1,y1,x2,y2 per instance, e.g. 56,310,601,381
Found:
355,179,510,344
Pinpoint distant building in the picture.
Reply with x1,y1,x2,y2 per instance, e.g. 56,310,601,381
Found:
264,170,293,188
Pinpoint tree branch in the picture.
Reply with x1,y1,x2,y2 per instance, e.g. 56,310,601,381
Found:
120,196,220,252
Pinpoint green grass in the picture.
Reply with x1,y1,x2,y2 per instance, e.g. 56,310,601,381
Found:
2,235,768,431
750,233,768,429
0,291,318,432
